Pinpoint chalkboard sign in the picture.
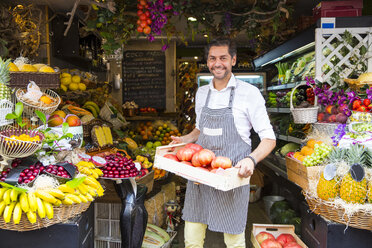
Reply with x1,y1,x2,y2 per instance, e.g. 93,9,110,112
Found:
122,50,166,110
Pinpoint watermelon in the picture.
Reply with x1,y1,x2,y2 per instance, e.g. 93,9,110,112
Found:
278,209,297,224
270,201,290,222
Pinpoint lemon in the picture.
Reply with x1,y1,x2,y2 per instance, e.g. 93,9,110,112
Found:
60,84,68,92
33,64,46,71
61,72,71,79
8,62,19,72
39,65,55,73
78,83,86,91
72,75,81,84
19,64,38,72
61,77,71,85
69,83,79,91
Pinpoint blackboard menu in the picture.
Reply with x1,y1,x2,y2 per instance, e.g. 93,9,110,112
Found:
122,50,166,110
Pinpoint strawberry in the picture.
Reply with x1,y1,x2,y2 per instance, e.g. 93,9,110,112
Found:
363,99,371,107
352,99,362,110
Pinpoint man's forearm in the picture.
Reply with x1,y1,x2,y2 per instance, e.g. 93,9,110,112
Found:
249,138,276,163
182,128,200,143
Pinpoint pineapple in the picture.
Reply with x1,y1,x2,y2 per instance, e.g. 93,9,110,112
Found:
317,148,344,201
340,145,367,204
364,149,372,203
0,57,11,100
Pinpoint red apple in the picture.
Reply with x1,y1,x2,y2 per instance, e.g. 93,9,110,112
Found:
197,149,215,166
176,147,196,161
185,143,203,152
163,154,179,162
317,112,325,122
276,233,296,246
283,242,302,248
261,239,282,248
255,231,275,245
211,156,232,169
328,114,337,123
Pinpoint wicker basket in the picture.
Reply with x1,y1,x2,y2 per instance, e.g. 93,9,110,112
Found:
290,82,318,124
100,101,129,129
0,100,13,126
10,72,60,89
16,88,61,116
312,122,341,137
304,192,372,231
0,202,91,231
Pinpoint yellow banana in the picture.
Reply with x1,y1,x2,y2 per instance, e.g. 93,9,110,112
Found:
62,198,74,205
0,201,6,216
3,202,16,223
58,184,75,194
35,190,58,204
19,192,29,213
3,189,11,205
91,170,99,178
44,201,54,219
36,197,46,219
96,184,104,197
10,189,19,202
48,189,65,200
53,199,62,207
0,188,7,200
77,183,88,195
13,202,22,224
28,192,37,212
78,194,88,203
95,169,103,176
26,211,37,224
85,193,94,202
84,177,99,189
65,194,81,204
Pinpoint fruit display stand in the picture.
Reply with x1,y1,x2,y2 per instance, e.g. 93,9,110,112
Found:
251,224,308,248
9,71,60,89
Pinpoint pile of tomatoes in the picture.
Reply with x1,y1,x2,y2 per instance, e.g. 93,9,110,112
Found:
136,0,152,34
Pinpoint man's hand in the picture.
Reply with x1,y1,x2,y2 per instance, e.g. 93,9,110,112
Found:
170,136,183,145
235,157,255,178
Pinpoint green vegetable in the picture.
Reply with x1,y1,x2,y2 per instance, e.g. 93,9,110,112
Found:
279,143,300,157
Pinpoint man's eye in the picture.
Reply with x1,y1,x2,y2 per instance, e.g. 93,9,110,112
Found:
209,58,215,61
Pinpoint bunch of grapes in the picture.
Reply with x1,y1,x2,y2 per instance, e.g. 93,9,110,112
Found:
303,143,333,167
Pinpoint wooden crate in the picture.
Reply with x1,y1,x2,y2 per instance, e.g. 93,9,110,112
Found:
285,156,323,190
251,224,308,248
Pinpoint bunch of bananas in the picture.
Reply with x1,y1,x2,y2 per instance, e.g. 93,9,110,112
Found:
0,176,104,224
76,161,103,179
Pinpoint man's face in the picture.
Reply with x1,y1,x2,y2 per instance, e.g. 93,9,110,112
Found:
207,45,236,81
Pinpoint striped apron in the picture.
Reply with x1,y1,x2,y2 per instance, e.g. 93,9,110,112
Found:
182,87,252,234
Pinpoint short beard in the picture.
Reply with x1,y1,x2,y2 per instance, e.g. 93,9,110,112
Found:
211,67,229,80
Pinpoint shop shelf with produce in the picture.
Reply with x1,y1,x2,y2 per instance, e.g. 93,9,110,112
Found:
267,81,304,91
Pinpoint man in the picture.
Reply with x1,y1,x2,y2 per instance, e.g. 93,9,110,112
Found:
171,38,276,248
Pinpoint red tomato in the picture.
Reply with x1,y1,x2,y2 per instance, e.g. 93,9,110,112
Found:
137,3,143,10
144,11,150,17
260,239,282,248
176,147,196,161
137,26,143,32
163,154,179,162
137,10,143,16
276,233,296,246
191,152,202,167
195,167,209,172
363,99,371,107
283,242,302,248
146,18,152,25
357,105,367,112
352,99,362,110
197,149,215,166
211,156,232,169
139,13,147,21
181,161,192,166
210,168,218,173
140,20,147,28
139,0,147,6
143,26,151,35
255,231,275,245
136,19,141,25
185,143,203,152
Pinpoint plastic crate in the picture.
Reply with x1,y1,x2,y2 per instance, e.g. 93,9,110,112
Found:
313,0,363,21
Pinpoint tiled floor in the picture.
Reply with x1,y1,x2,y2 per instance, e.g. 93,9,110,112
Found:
172,200,271,248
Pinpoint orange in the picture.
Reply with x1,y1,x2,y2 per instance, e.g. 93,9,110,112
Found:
300,146,314,156
40,96,52,104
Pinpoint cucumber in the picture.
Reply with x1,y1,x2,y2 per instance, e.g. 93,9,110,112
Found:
142,230,165,248
146,223,170,242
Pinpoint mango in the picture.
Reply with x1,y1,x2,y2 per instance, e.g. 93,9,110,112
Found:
48,115,64,127
65,115,81,127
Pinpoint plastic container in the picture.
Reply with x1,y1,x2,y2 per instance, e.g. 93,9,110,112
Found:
263,196,285,216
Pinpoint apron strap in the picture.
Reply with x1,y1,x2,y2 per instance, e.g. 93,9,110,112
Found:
205,89,212,106
228,87,235,109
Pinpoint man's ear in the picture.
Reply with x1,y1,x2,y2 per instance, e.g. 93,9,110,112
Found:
232,55,237,66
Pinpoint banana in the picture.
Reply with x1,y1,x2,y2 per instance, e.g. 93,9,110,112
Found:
26,211,37,224
48,189,65,200
62,198,74,205
85,193,94,202
0,188,7,200
3,189,11,205
13,202,22,224
91,170,99,179
77,184,88,195
3,202,16,223
36,197,46,219
0,201,6,216
84,177,100,189
44,201,54,219
65,194,81,204
19,192,29,213
78,194,88,203
96,184,104,197
58,184,75,194
28,192,37,212
83,105,98,117
85,185,98,197
53,199,62,207
10,189,19,202
95,168,103,176
84,101,100,113
35,190,58,204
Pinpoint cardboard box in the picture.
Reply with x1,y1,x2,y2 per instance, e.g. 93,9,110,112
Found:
251,224,308,248
285,156,323,190
154,143,250,191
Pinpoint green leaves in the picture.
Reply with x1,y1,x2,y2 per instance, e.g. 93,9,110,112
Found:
62,122,69,135
35,110,47,125
0,182,28,192
14,102,23,117
5,102,26,128
66,176,86,189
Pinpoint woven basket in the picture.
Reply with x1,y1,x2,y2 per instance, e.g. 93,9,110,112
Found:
16,88,61,116
10,72,60,89
304,192,372,231
312,122,341,137
290,82,318,124
0,100,13,126
0,202,91,232
344,78,372,93
99,101,129,129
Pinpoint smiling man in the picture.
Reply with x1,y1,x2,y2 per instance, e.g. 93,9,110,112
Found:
171,38,276,248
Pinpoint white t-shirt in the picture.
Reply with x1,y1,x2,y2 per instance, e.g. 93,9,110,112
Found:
195,74,276,146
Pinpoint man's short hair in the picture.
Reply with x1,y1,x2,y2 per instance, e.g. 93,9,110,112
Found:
204,38,237,60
